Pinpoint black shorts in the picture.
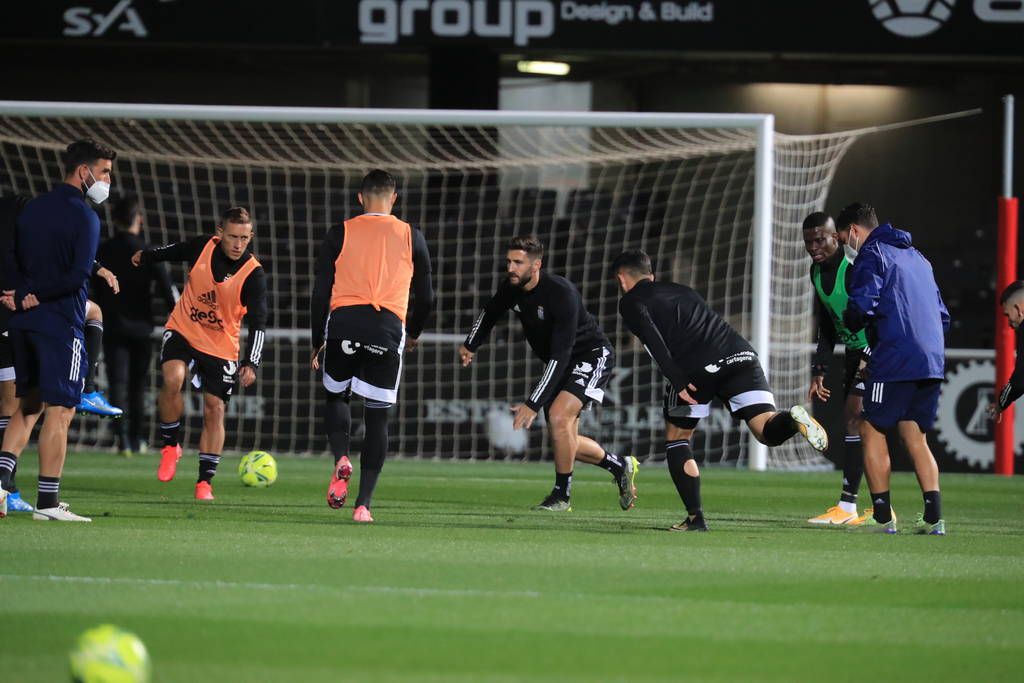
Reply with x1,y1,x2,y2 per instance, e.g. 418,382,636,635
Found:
160,330,238,402
322,336,404,406
542,346,614,415
664,355,776,429
844,348,868,397
0,331,13,382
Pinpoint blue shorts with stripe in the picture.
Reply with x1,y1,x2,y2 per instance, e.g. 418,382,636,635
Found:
9,327,86,408
862,378,941,431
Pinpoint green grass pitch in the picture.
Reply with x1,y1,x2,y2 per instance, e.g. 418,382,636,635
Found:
3,453,1023,682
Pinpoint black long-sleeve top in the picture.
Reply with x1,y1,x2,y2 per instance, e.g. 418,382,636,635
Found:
998,327,1024,411
93,230,177,339
618,278,755,393
464,272,611,411
309,219,434,349
140,235,268,368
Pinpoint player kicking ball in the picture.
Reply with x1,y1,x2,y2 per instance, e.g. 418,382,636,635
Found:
133,207,268,500
612,249,827,531
460,236,638,513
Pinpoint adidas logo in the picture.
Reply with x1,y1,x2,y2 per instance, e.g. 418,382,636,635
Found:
197,290,218,308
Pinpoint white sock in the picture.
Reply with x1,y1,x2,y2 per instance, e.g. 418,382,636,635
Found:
838,500,857,515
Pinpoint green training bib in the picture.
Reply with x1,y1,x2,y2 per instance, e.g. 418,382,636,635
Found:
812,256,868,350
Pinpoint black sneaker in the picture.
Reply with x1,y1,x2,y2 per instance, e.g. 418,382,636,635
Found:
669,515,709,532
532,492,572,512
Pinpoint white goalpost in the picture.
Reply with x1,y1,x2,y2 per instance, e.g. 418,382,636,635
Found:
0,100,912,470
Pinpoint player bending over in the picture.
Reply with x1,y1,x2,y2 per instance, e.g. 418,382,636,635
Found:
612,249,827,532
310,170,434,523
803,212,871,526
460,236,639,512
133,207,268,500
839,202,948,535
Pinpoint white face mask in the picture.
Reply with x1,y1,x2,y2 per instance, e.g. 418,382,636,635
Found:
847,227,861,255
84,168,110,205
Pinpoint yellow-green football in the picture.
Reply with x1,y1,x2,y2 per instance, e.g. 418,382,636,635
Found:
238,450,278,487
69,624,150,683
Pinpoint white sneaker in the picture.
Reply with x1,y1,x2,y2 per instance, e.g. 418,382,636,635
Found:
0,487,7,518
33,502,92,522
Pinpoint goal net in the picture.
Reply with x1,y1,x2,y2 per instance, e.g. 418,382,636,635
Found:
0,104,862,469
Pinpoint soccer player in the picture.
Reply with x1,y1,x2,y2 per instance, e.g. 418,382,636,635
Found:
310,170,434,523
989,281,1024,420
96,194,177,454
132,207,268,500
839,202,949,535
802,212,871,526
0,193,33,513
460,236,639,512
0,139,116,522
612,249,827,532
76,295,125,418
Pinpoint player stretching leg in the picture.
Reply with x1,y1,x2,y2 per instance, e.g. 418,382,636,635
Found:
133,207,268,500
839,203,948,535
612,250,827,532
460,236,639,513
802,212,871,526
310,170,434,523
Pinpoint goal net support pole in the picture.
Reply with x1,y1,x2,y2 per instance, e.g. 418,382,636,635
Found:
749,115,775,472
996,94,1017,477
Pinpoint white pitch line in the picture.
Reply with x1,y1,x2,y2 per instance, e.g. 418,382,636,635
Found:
0,573,542,600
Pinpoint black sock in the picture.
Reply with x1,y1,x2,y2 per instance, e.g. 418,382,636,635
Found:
198,452,220,483
37,475,59,510
0,451,16,490
840,435,864,504
666,439,702,515
871,490,893,523
160,421,181,449
923,490,942,524
355,403,390,509
325,394,351,465
594,450,624,477
553,471,573,500
0,419,15,493
762,411,798,446
83,319,103,394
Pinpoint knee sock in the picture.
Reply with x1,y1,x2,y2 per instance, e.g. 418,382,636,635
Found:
666,440,702,516
871,490,893,523
160,421,181,449
839,435,864,510
198,452,221,484
762,411,798,446
594,449,624,477
0,419,14,493
0,451,16,491
325,394,352,465
923,490,942,525
83,320,103,394
37,475,59,510
355,402,390,509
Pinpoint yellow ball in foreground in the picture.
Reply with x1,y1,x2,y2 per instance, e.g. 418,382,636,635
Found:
69,624,150,683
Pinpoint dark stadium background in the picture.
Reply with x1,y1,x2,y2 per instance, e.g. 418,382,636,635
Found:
2,0,1022,472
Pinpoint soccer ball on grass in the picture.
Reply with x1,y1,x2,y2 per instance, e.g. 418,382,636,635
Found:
238,450,278,487
69,623,150,683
